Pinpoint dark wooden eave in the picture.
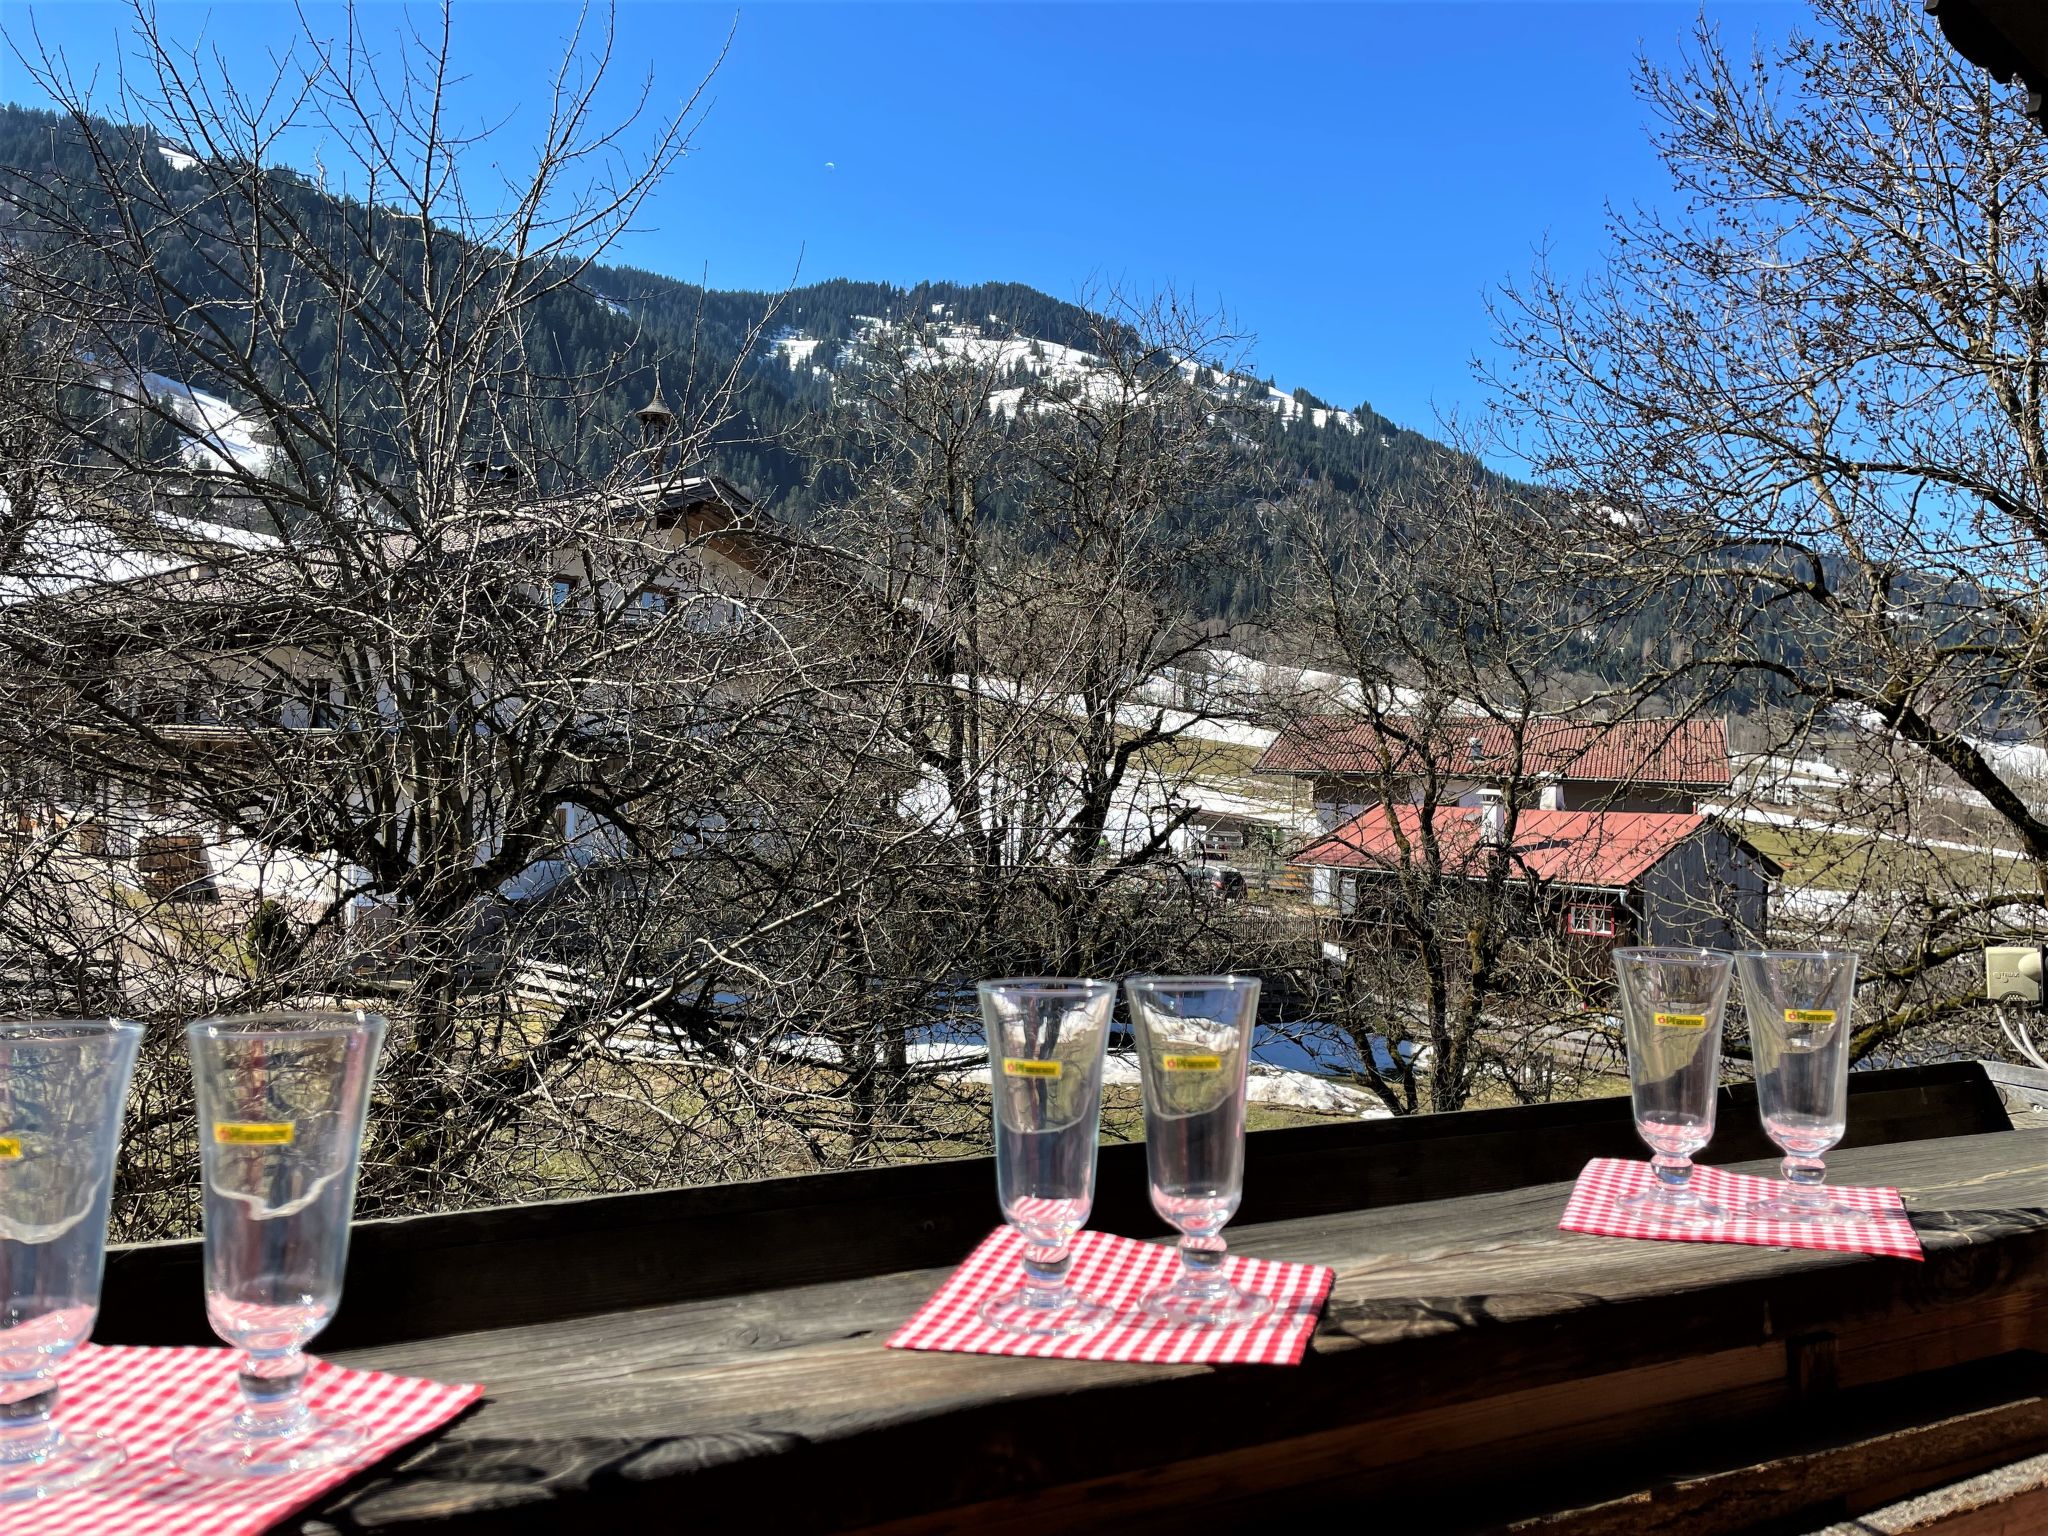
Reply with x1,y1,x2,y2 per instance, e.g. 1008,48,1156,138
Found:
1928,0,2048,130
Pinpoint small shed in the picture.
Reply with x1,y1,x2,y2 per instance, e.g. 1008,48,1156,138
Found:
1291,805,1779,952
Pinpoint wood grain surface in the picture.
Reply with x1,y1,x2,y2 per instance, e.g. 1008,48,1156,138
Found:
258,1118,2048,1535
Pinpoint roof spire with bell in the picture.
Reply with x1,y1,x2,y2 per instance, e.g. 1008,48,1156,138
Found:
633,368,678,481
636,368,675,433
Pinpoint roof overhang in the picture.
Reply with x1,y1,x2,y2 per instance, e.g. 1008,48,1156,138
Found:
1928,0,2048,132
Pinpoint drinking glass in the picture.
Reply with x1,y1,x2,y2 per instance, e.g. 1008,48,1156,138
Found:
1736,949,1867,1222
980,978,1117,1337
0,1018,143,1502
171,1010,384,1478
1126,975,1271,1327
1613,947,1733,1224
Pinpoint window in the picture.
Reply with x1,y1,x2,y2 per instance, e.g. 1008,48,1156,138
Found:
550,576,579,609
1565,902,1616,937
634,587,673,618
307,678,339,729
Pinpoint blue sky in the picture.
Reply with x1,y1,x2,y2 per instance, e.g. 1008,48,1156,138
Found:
4,2,1802,439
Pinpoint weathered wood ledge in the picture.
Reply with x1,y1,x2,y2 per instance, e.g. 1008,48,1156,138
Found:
91,1060,2048,1533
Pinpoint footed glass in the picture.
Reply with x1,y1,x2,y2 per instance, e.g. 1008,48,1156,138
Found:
1126,975,1271,1328
0,1018,143,1502
171,1010,384,1478
1737,949,1866,1223
980,979,1117,1337
1613,947,1733,1225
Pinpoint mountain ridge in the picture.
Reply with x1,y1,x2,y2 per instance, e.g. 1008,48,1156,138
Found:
0,101,1503,627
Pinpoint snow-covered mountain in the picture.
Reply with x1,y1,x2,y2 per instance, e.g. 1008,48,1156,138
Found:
765,311,1373,436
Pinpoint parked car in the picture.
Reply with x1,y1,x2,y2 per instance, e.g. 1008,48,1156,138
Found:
1186,863,1248,900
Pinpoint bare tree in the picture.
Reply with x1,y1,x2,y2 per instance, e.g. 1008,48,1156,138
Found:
0,1,805,1223
720,295,1290,1158
0,5,1399,1230
1491,0,2048,1063
1262,459,1689,1114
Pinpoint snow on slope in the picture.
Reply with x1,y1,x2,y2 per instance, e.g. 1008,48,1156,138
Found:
137,373,279,477
769,331,827,371
764,316,1364,434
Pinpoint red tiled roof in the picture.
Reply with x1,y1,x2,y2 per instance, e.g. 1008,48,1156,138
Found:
1291,806,1716,889
1255,715,1730,787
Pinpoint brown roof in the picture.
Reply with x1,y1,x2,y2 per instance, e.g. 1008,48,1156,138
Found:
1255,715,1730,788
1292,805,1774,888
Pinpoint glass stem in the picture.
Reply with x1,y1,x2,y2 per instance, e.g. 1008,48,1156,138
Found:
1177,1233,1230,1295
234,1350,312,1439
0,1381,58,1465
1650,1153,1695,1198
1782,1154,1828,1206
1020,1244,1072,1309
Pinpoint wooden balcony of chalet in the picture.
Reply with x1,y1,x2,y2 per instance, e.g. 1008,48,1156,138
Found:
95,1059,2048,1534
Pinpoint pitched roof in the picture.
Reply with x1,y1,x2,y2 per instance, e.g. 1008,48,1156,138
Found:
1255,715,1730,788
1290,805,1767,889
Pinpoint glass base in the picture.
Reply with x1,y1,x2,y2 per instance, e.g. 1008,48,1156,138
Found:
170,1409,366,1478
1746,1195,1872,1224
1140,1283,1274,1329
979,1288,1114,1338
1616,1184,1726,1226
0,1428,125,1502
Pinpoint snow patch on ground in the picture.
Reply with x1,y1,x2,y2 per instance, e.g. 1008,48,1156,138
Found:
782,316,1363,437
872,1045,1391,1118
1978,739,2048,779
1260,383,1360,433
773,334,825,368
137,372,277,476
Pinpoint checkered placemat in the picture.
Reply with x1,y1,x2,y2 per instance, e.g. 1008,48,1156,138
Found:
888,1226,1334,1365
12,1344,481,1536
1559,1157,1923,1260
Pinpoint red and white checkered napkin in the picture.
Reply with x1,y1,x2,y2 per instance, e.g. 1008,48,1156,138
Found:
888,1226,1334,1366
1559,1157,1923,1261
13,1344,482,1536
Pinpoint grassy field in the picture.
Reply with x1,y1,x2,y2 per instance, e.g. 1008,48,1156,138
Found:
1740,822,2032,895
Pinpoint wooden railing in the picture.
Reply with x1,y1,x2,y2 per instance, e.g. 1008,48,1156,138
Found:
92,1061,2048,1534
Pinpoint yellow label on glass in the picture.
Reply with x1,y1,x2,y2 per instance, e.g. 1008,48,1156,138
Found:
1784,1008,1837,1026
0,1137,19,1159
1161,1054,1222,1072
1652,1012,1709,1030
1002,1059,1062,1080
213,1121,295,1145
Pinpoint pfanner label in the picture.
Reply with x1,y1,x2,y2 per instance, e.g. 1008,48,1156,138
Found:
1002,1059,1062,1080
1784,1008,1837,1026
1652,1012,1709,1030
0,1137,19,1159
1161,1054,1223,1073
213,1121,295,1146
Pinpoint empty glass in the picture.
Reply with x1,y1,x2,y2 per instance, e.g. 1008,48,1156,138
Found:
980,979,1117,1337
171,1010,384,1478
0,1018,143,1501
1613,947,1733,1224
1126,975,1271,1327
1737,949,1867,1222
